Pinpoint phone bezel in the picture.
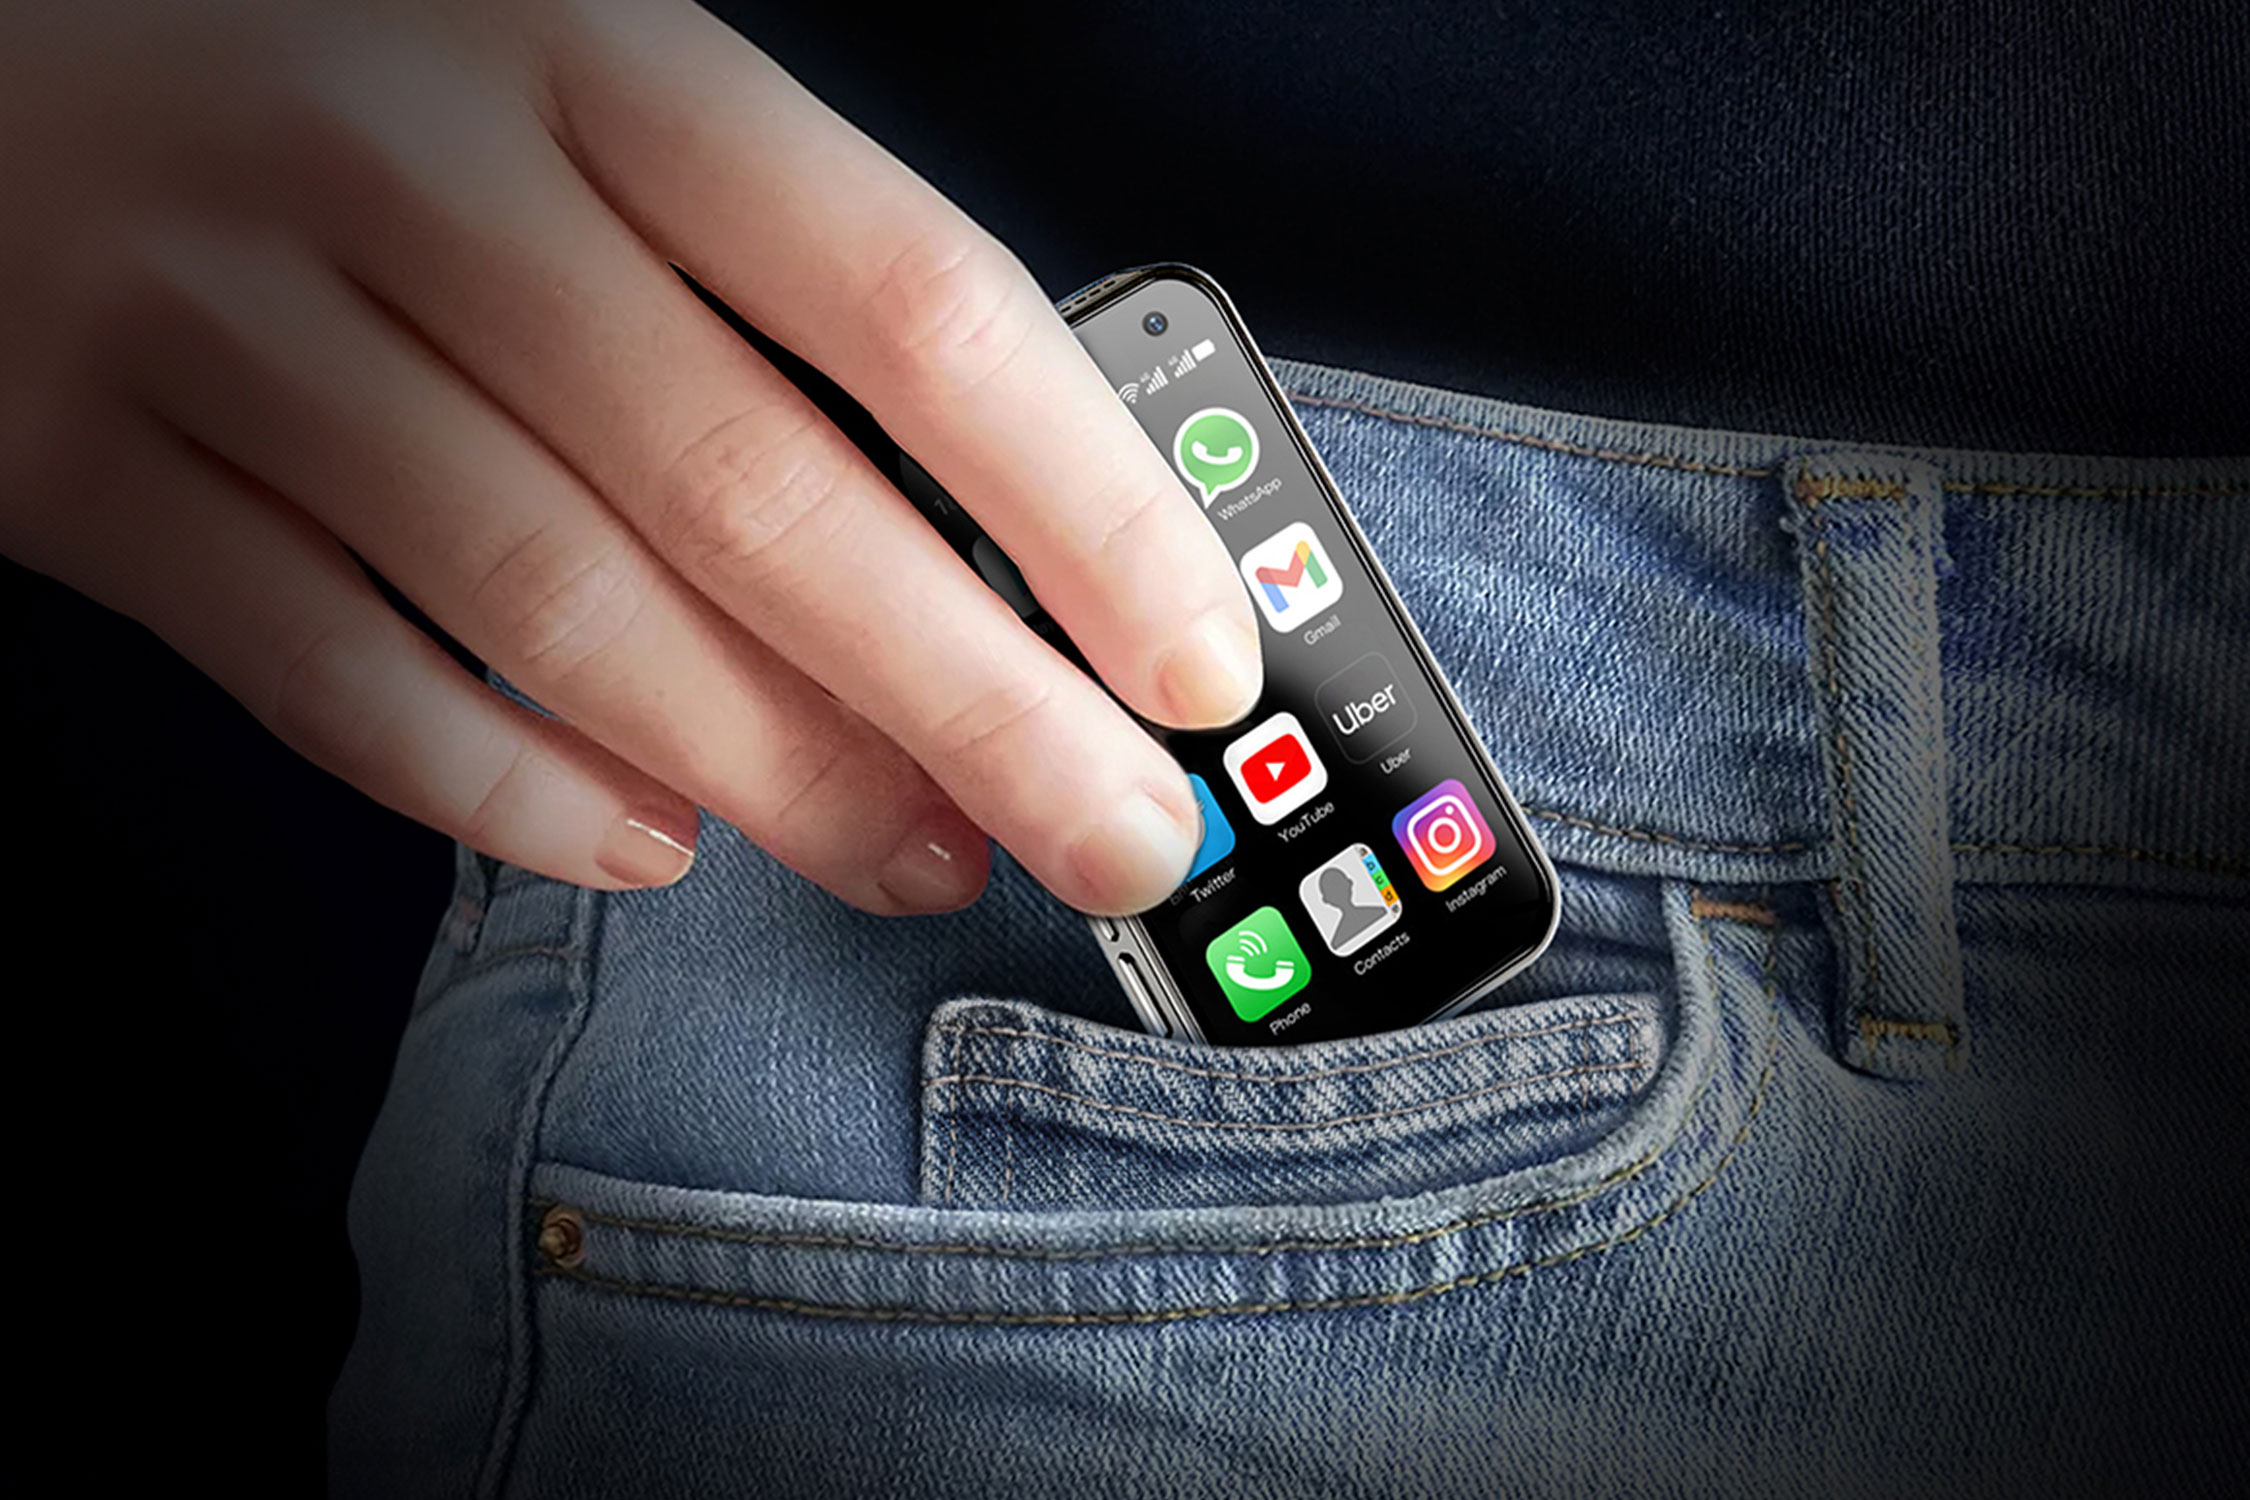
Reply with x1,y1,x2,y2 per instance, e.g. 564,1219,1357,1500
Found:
1068,263,1561,1043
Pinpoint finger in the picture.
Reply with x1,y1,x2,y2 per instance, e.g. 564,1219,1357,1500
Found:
111,226,994,914
261,86,1198,915
540,0,1263,732
30,411,698,890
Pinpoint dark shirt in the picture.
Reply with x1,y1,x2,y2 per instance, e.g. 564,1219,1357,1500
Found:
728,0,2250,454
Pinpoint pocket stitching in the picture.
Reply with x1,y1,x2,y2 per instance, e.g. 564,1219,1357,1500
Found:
924,1007,1642,1086
940,1022,967,1209
532,898,1782,1323
925,1051,1647,1135
532,897,1773,1267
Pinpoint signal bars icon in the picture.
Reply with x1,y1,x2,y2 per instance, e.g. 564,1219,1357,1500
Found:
1117,340,1218,408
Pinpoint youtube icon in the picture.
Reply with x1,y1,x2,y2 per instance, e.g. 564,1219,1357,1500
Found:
1222,711,1330,825
1241,735,1310,803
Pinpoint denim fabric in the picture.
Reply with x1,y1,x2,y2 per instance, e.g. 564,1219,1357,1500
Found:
331,358,2250,1497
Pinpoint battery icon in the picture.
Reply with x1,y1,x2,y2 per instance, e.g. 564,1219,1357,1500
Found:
1190,338,1216,361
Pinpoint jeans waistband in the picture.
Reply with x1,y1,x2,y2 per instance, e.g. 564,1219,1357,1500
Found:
1269,357,2248,1073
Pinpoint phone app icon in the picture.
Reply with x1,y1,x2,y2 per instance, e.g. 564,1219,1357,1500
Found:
1222,711,1329,825
1297,843,1404,957
1184,774,1236,881
1173,407,1260,506
1239,522,1345,631
1392,779,1497,891
1205,906,1312,1021
1314,651,1418,763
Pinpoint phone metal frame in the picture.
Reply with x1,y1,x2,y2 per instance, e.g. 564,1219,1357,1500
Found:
1065,264,1561,1043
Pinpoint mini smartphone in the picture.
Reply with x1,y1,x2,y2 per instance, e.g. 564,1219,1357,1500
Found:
1061,266,1557,1043
903,264,1561,1045
683,266,1557,1044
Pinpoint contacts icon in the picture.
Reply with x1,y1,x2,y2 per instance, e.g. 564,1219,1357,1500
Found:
1297,843,1405,957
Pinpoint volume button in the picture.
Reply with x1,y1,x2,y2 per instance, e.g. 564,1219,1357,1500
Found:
1114,955,1171,1037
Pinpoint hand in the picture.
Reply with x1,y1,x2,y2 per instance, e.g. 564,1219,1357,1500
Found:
0,0,1260,916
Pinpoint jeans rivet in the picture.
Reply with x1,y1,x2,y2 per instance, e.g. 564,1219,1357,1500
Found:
538,1205,585,1270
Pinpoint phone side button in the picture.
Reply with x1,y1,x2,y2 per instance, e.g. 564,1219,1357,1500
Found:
1114,954,1172,1037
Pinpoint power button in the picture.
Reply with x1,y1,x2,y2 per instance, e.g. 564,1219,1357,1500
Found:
1113,954,1172,1037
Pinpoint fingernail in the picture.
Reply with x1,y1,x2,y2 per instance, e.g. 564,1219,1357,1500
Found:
596,813,697,888
878,823,985,912
1158,608,1263,726
1070,784,1198,913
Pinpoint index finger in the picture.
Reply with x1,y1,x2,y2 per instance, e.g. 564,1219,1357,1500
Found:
539,0,1264,732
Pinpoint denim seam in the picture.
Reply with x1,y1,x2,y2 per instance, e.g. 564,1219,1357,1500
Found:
1939,479,2250,500
924,1009,1639,1085
1857,1016,1960,1054
1897,466,1967,1061
1284,387,2250,499
527,899,1781,1323
1286,391,1776,479
1527,805,2245,879
429,946,581,992
525,893,1770,1270
941,1023,967,1209
1953,840,2248,878
1802,486,1884,1012
476,884,599,1500
925,1053,1646,1135
1523,806,1814,855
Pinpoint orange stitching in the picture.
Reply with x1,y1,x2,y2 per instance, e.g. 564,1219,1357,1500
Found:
1857,1015,1961,1054
1284,385,2248,500
924,1010,1639,1087
1795,474,1908,503
927,1057,1647,1135
531,898,1785,1323
1686,898,1780,927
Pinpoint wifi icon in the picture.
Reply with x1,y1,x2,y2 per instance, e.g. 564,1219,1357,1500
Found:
1117,381,1141,405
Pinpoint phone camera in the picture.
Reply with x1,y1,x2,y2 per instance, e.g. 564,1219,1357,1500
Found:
1142,311,1169,336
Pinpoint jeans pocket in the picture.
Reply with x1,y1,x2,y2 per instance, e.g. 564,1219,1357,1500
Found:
919,992,1662,1211
521,877,1781,1328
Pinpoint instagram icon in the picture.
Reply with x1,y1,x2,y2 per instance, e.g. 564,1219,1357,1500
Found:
1392,780,1497,892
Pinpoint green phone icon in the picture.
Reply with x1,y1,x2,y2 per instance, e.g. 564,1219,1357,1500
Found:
1205,906,1312,1022
1173,407,1260,506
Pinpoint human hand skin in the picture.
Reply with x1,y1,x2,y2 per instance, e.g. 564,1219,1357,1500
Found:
0,0,1261,916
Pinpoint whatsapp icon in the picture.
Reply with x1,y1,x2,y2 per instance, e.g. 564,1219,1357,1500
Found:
1173,407,1260,507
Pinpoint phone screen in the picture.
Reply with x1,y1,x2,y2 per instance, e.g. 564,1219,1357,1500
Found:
1071,270,1557,1045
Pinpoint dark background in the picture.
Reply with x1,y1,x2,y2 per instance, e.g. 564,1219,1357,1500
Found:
8,1,2243,1491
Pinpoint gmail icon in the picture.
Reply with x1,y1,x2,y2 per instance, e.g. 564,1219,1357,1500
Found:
1238,522,1345,632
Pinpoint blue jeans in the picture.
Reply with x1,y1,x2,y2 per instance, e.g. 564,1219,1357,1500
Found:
331,358,2250,1496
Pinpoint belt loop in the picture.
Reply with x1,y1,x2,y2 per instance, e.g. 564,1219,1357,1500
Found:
1785,455,1967,1077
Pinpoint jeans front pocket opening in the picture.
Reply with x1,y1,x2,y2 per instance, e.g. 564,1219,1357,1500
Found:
522,881,1783,1327
920,994,1664,1213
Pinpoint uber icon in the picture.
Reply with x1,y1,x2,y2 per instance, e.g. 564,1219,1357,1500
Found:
1314,651,1417,763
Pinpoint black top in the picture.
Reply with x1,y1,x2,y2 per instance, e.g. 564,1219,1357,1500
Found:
728,0,2250,454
